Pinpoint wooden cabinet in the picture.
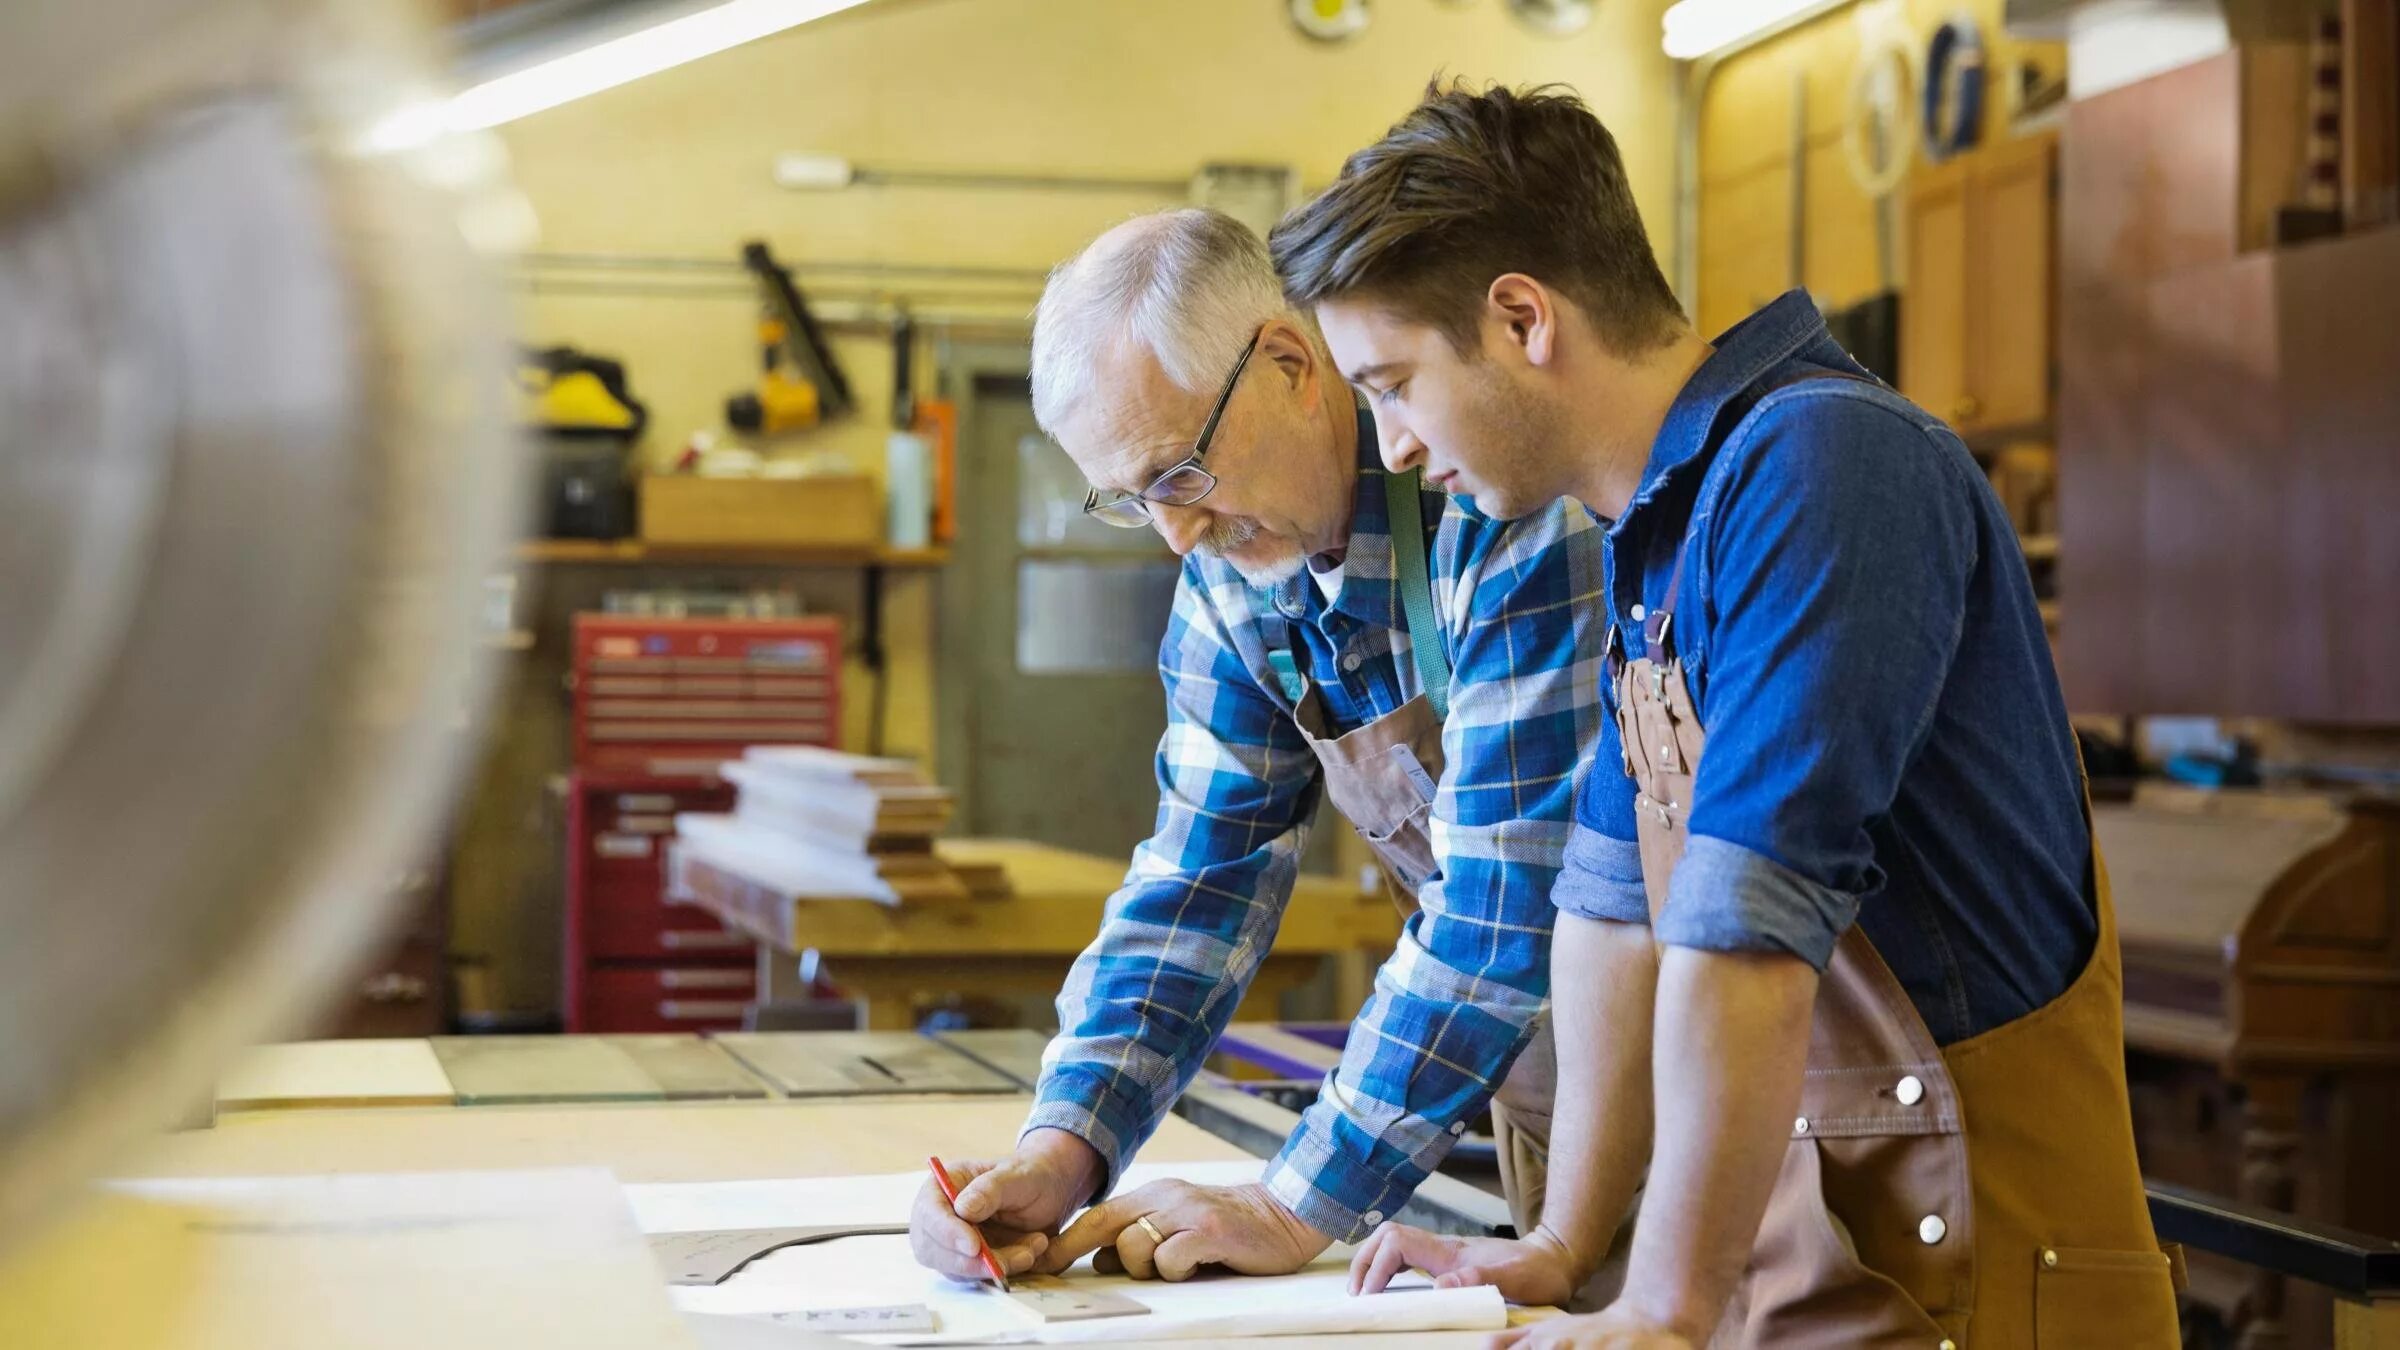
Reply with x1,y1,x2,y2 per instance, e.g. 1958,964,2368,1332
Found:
1902,133,2058,439
2057,48,2400,722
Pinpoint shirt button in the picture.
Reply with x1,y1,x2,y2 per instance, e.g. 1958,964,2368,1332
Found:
1939,1340,1957,1350
1449,1121,1466,1136
1362,1210,1384,1227
1895,1075,1925,1106
2042,1248,2059,1268
1793,1116,1810,1136
1630,603,1647,622
1919,1214,1947,1245
1340,652,1362,673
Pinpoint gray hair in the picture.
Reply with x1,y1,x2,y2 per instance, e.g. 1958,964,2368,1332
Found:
1030,208,1308,438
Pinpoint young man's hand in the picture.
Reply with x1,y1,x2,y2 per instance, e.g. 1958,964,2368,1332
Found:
1487,1305,1697,1348
1347,1221,1583,1307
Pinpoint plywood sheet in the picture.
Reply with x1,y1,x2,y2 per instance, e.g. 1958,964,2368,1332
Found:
711,1032,1017,1097
131,1097,1253,1183
213,1039,454,1112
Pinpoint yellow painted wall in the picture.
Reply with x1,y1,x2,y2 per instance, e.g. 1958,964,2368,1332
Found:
460,0,1682,1021
1694,0,2065,334
498,0,1682,459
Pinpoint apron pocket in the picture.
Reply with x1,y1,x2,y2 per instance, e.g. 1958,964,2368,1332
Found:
1737,1141,1950,1348
2033,1246,2180,1349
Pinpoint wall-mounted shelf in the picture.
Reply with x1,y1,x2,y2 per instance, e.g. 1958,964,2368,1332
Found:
514,540,949,568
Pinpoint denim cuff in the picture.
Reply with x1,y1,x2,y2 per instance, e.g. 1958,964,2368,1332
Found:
1550,822,1651,923
1655,834,1860,971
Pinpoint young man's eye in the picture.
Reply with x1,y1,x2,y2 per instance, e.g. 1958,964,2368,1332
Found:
1378,381,1406,404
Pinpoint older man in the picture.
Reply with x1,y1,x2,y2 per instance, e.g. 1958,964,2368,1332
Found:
906,208,1605,1283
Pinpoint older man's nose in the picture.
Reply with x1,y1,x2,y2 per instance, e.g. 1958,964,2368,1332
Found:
1151,503,1209,556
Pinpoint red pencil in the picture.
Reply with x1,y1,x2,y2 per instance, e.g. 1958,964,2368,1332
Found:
927,1156,1011,1290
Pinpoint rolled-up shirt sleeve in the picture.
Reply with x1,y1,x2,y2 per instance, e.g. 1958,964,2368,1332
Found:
1662,395,1977,969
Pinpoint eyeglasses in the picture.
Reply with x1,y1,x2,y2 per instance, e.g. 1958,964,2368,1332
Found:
1081,327,1262,528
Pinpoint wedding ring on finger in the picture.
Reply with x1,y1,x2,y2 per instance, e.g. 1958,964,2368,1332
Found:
1135,1215,1165,1246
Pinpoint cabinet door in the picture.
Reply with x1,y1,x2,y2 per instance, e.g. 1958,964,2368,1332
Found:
1903,157,1974,429
1972,133,2059,436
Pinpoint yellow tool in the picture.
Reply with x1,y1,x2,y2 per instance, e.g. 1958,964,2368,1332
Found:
725,240,852,435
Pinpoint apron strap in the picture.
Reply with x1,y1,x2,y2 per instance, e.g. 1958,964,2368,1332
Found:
1265,647,1307,704
1643,543,1690,666
1630,366,1880,672
1380,466,1452,721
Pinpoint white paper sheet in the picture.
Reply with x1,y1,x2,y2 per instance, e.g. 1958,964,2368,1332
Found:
628,1162,1507,1345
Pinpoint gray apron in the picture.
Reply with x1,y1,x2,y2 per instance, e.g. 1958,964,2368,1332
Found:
1258,466,1557,1240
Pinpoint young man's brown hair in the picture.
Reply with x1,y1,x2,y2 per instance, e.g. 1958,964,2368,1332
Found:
1269,80,1682,357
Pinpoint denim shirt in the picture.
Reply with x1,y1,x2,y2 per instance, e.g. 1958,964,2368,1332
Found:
1553,291,2095,1045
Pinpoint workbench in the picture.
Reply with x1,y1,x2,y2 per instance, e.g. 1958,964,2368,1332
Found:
80,1030,1522,1348
672,839,1404,1030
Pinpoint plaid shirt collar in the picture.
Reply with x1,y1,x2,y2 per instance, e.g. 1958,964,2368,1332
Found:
1255,407,1442,640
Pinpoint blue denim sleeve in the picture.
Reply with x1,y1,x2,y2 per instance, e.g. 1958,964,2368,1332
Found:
1554,686,1649,923
1664,393,1978,970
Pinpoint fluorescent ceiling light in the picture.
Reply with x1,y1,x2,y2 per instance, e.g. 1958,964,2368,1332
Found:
1660,0,1844,59
367,0,871,152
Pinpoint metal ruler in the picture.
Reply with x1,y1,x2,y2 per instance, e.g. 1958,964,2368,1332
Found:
769,1303,938,1333
1002,1277,1148,1323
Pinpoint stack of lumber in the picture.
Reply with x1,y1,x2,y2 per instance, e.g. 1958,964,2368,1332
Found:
674,747,981,905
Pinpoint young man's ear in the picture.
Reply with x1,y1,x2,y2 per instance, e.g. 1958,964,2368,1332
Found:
1486,273,1557,367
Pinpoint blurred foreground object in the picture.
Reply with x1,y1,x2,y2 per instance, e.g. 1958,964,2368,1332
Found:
0,0,523,1258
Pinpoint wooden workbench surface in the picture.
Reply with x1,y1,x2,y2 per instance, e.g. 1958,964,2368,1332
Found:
137,1095,1248,1182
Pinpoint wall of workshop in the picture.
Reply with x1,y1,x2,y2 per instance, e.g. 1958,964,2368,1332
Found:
1694,0,2066,334
456,0,1682,1022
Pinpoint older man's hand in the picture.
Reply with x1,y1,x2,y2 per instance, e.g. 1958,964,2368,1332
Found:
1038,1179,1333,1281
909,1128,1102,1282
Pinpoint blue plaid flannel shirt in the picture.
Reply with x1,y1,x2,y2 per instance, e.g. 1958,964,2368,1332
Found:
1025,420,1607,1241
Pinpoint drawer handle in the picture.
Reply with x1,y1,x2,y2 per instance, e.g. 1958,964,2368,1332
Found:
658,1000,749,1020
660,930,748,951
360,973,430,1004
659,969,755,991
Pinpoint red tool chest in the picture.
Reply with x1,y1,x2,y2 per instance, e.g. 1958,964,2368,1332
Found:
563,616,843,1032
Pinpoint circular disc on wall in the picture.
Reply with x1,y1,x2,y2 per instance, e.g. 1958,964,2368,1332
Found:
1290,0,1372,42
1507,0,1596,35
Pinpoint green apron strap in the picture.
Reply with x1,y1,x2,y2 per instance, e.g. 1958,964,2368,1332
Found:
1265,648,1306,704
1380,467,1452,721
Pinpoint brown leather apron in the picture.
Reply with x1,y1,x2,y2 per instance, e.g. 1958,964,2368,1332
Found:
1264,466,1556,1240
1614,547,2181,1348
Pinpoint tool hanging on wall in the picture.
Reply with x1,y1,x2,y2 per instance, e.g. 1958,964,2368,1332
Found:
725,240,855,435
1922,14,1987,163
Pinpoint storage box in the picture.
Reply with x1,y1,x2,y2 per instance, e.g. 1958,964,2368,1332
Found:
638,474,878,549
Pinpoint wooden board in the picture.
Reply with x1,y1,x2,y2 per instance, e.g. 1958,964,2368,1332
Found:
709,1032,1018,1097
611,1036,776,1099
931,1028,1051,1089
213,1039,456,1112
127,1097,1253,1183
432,1035,669,1104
